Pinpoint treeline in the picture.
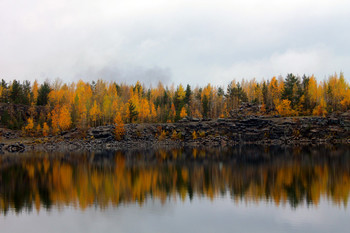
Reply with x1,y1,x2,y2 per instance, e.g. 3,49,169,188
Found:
0,72,349,134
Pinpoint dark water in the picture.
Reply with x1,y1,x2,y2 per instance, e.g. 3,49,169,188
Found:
0,145,350,233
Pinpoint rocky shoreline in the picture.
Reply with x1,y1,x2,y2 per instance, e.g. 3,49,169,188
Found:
1,115,350,153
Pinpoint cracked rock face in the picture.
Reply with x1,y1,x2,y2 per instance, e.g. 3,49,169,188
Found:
2,116,350,153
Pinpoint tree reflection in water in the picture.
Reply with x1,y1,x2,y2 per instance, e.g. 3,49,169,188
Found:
0,145,349,215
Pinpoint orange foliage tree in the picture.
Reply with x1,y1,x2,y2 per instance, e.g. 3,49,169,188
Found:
114,113,125,141
42,122,50,136
58,105,72,131
275,99,295,117
24,117,35,136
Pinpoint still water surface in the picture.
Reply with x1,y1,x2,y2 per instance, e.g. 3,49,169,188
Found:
0,146,350,232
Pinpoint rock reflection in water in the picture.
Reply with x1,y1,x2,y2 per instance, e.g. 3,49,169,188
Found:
0,145,349,214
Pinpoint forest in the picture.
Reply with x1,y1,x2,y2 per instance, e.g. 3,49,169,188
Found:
0,72,349,136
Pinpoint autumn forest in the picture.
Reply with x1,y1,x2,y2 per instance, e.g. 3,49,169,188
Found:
0,73,349,136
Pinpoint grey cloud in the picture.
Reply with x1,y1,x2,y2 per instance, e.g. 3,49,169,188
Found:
1,0,350,85
74,65,172,85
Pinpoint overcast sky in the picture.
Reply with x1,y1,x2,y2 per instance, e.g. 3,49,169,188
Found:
1,0,349,86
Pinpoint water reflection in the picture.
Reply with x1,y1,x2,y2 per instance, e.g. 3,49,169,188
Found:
0,145,349,214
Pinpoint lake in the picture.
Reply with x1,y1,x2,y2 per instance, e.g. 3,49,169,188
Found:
0,145,350,232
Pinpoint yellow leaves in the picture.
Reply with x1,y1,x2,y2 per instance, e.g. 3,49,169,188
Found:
36,124,41,136
326,73,350,111
114,113,125,141
120,102,129,122
180,107,187,118
134,81,143,97
169,103,176,122
107,83,118,98
308,75,318,104
340,89,350,110
24,117,35,136
152,82,164,101
244,79,262,103
138,98,150,122
75,80,93,117
50,108,60,135
269,77,278,91
95,79,107,104
129,89,140,116
48,84,74,107
32,80,39,103
59,105,72,131
176,84,186,101
50,105,72,134
42,122,50,136
89,100,101,126
150,103,157,120
201,84,212,99
193,109,202,118
112,99,119,115
313,98,327,117
103,95,113,121
269,76,284,103
275,99,296,117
